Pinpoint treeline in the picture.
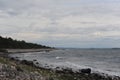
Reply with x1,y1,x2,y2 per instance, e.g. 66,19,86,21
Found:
0,36,51,49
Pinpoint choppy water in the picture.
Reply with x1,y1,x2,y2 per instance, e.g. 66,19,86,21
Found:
9,49,120,76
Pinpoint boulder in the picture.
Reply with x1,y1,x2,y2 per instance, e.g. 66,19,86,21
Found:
80,68,91,74
20,60,34,66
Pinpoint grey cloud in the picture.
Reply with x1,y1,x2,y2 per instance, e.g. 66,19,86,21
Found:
0,24,22,34
15,21,120,38
0,0,120,48
80,22,97,24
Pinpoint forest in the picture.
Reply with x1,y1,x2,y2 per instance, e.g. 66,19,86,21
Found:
0,36,51,49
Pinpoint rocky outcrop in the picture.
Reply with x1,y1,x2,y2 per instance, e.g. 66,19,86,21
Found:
0,63,46,80
80,68,91,74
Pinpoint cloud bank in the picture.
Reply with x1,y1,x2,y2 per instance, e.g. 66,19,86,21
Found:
0,0,120,48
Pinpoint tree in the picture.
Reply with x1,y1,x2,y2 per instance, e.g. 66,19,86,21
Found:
0,36,51,49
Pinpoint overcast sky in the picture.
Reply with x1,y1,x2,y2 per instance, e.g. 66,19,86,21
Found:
0,0,120,48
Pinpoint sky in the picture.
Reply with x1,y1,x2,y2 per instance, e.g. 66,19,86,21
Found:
0,0,120,48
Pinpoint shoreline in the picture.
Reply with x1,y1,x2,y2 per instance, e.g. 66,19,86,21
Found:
7,49,55,53
0,49,120,80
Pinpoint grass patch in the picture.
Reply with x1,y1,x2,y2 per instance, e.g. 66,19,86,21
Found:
0,57,9,64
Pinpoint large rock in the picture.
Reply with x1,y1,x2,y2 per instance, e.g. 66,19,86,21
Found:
80,68,91,74
20,60,34,66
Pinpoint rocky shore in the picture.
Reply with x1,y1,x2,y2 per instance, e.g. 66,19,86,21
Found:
0,51,50,80
0,63,46,80
0,49,120,80
12,58,120,80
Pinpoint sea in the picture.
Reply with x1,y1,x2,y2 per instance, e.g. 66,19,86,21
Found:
9,49,120,76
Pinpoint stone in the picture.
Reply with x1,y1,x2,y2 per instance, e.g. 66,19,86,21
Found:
80,68,91,74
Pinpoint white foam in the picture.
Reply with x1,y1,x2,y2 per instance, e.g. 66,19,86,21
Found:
56,57,63,59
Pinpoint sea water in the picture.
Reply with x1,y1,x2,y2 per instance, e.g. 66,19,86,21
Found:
9,49,120,76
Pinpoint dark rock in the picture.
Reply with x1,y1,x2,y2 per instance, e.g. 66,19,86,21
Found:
15,57,19,59
80,68,91,74
36,62,39,64
56,67,60,70
10,57,15,60
57,67,74,74
20,60,34,66
16,66,23,72
33,59,37,61
91,73,103,79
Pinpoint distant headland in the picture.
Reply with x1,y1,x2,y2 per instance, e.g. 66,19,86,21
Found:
0,36,51,49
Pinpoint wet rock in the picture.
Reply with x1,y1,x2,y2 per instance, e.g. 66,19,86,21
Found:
36,62,39,64
20,60,34,66
33,59,37,62
10,57,15,60
16,66,23,72
80,68,91,74
55,67,74,74
63,68,73,74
